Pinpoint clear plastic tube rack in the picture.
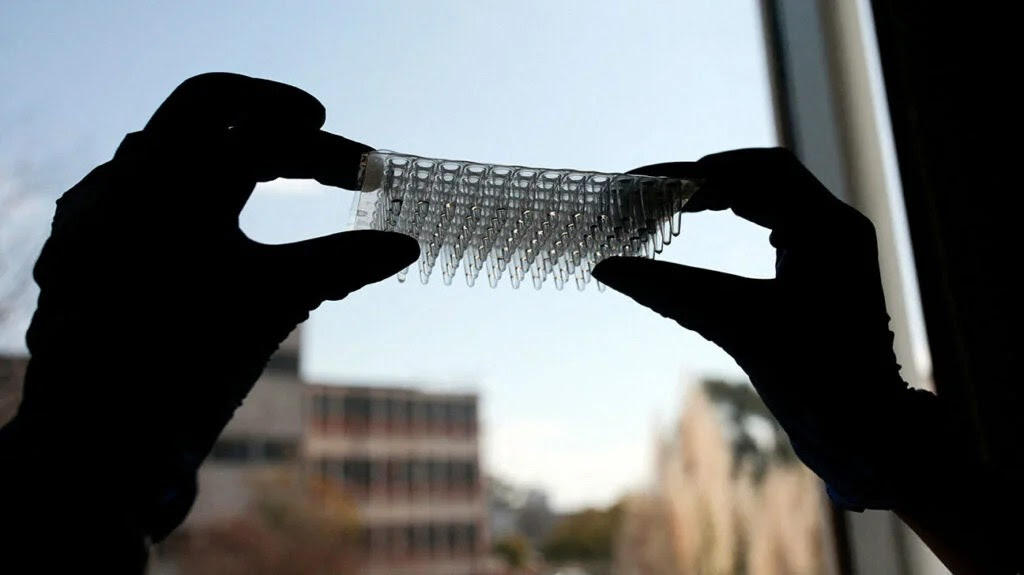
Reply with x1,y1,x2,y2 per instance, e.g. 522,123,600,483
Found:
352,150,701,290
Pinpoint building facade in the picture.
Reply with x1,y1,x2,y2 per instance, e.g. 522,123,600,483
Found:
306,384,488,575
166,328,489,574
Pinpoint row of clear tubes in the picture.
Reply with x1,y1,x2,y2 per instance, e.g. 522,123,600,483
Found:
352,151,701,290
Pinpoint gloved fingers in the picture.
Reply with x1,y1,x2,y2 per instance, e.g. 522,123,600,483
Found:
131,72,371,220
144,72,326,135
231,129,373,191
201,128,371,221
261,230,420,306
591,256,766,348
695,148,869,244
638,150,879,278
625,162,722,213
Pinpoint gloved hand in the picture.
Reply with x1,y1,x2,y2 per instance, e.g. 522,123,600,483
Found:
0,73,418,560
592,148,969,511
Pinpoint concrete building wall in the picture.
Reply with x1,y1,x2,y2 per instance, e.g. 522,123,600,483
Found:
219,372,305,439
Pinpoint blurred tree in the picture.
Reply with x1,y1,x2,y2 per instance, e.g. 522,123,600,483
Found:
489,476,557,548
493,534,531,569
613,379,825,575
516,489,556,545
163,471,362,574
612,493,678,575
541,503,622,564
702,379,798,479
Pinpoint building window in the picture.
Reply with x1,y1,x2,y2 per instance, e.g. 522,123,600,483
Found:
263,352,299,373
369,526,389,558
343,395,371,430
388,458,412,491
370,396,387,428
447,524,461,554
210,438,298,463
358,522,482,558
411,399,426,429
210,439,250,462
335,456,480,496
343,458,372,489
443,460,455,491
388,397,406,432
450,402,467,434
263,439,297,462
448,461,464,489
322,458,344,482
427,522,439,555
443,402,454,433
428,401,444,431
428,459,445,491
412,460,429,490
312,395,328,419
327,396,343,419
466,402,477,432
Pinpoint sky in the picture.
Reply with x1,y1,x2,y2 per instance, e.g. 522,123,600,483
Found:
0,1,782,511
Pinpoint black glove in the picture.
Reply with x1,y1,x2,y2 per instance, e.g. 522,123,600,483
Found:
592,148,972,512
0,73,418,563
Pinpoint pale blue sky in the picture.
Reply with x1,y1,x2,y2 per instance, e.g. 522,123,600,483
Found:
1,1,779,510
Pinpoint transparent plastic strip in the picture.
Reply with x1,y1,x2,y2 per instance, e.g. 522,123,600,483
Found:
351,150,701,290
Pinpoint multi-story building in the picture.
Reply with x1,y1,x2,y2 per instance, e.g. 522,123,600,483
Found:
162,328,489,574
5,335,489,575
306,384,488,575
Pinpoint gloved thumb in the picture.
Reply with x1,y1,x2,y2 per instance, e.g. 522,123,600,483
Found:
266,230,420,305
592,257,764,348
